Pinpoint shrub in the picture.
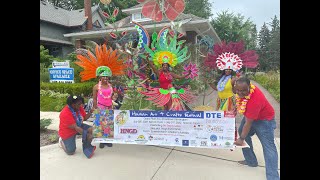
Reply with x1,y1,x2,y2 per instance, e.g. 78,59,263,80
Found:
40,45,54,67
40,95,66,112
48,134,59,143
40,82,96,97
251,71,280,102
40,118,52,131
40,89,70,98
40,63,50,82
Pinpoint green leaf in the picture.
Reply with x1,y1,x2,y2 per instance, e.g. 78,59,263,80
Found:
177,40,186,45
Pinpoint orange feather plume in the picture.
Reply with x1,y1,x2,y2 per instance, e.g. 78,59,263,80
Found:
75,44,126,82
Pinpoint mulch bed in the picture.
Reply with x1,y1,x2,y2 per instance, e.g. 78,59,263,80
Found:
40,129,82,147
40,129,59,147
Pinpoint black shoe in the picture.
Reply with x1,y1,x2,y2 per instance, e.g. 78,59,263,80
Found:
106,143,113,147
237,160,258,167
99,143,105,149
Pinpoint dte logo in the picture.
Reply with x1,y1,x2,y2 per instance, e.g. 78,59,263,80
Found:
210,134,218,142
182,140,189,146
206,113,222,118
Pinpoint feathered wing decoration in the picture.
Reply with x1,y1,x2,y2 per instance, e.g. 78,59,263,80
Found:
204,40,259,70
139,84,171,107
144,35,190,68
75,44,126,81
139,84,194,110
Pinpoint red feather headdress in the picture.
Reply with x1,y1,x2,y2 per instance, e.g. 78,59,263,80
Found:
204,41,259,71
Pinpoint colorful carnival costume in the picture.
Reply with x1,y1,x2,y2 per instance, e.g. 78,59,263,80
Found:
216,74,236,111
139,31,194,111
75,44,126,138
204,41,259,112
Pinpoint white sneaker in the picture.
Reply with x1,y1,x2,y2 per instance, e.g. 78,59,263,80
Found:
58,137,62,148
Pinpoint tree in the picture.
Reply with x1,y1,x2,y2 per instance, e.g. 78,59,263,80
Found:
40,45,54,67
210,10,257,49
257,23,271,71
46,0,100,10
46,0,138,22
249,25,258,50
268,15,280,70
46,0,137,10
269,15,280,35
184,0,213,19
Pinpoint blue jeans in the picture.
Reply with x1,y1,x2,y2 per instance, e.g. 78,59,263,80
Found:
238,117,279,180
62,124,92,155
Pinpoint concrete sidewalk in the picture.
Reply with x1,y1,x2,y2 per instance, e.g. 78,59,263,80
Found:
40,111,280,180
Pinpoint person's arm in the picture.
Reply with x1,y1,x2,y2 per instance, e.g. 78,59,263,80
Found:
171,71,191,79
147,59,159,77
234,117,254,146
209,83,217,91
69,124,84,134
84,109,94,121
231,76,237,94
68,124,93,141
79,106,91,121
92,84,98,109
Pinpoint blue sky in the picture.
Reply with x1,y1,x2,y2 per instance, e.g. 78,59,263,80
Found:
209,0,280,30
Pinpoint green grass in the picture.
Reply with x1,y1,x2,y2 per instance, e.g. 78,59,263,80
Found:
250,71,280,103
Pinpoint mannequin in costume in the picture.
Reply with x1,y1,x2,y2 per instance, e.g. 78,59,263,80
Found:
209,69,237,111
140,34,194,111
75,44,126,148
205,41,259,112
147,59,191,110
93,66,114,110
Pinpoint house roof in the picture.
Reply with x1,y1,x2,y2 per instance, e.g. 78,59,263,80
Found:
40,1,101,27
128,3,143,9
40,36,73,45
64,12,221,43
121,3,144,13
122,13,205,28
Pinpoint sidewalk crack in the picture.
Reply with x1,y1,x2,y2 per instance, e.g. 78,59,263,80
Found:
150,147,175,180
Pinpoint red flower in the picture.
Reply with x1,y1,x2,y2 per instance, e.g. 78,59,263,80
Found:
109,32,118,39
177,33,184,39
102,11,110,18
113,8,119,17
169,30,175,37
121,31,127,36
183,62,199,80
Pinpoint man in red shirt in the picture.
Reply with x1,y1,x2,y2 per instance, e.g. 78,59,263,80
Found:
59,95,94,155
234,77,279,180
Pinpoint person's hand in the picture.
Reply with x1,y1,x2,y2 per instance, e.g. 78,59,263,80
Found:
87,133,93,142
91,107,98,113
233,108,238,116
234,138,245,146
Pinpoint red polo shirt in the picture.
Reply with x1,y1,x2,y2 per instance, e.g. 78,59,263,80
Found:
243,86,274,120
58,105,86,140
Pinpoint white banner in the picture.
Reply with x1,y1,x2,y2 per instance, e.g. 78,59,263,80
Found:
52,61,70,68
92,110,236,149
